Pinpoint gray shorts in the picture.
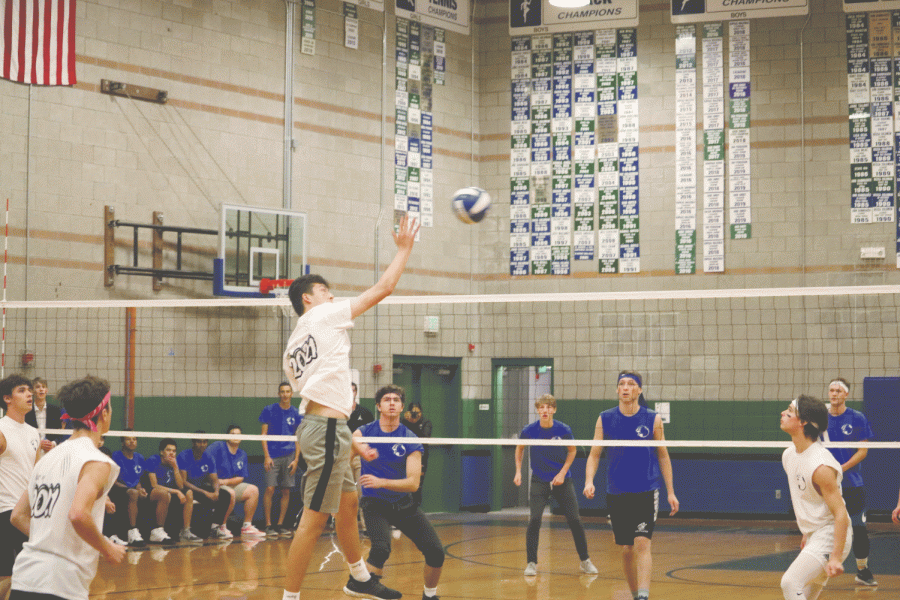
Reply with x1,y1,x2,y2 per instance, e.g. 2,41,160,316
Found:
298,414,356,514
265,453,297,489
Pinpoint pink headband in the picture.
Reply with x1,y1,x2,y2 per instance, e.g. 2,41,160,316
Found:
61,391,110,432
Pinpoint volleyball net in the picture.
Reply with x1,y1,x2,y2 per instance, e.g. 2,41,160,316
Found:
2,284,899,517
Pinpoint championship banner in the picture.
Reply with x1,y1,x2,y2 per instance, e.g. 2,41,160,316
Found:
845,0,900,13
510,0,638,35
671,0,807,24
396,0,469,35
675,25,697,275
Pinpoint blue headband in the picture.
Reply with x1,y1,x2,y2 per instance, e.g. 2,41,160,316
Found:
618,372,641,387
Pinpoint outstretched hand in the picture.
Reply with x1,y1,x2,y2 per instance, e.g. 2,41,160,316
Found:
393,213,420,252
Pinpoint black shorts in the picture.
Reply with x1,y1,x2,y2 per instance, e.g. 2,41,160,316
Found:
10,591,67,600
607,489,659,546
0,510,28,577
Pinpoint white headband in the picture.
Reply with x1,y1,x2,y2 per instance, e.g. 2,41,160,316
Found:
830,380,849,394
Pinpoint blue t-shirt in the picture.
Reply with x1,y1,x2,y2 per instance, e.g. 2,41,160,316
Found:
207,440,249,480
112,451,145,488
519,420,573,483
358,420,424,503
144,454,177,488
259,403,302,459
823,407,874,488
176,448,217,486
600,406,661,495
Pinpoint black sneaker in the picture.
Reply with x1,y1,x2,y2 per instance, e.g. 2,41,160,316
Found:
277,524,294,538
421,594,439,600
343,575,402,599
855,568,877,586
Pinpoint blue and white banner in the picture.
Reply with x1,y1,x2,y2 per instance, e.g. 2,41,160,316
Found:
510,0,638,35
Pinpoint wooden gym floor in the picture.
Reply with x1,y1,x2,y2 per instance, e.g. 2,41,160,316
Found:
89,512,898,599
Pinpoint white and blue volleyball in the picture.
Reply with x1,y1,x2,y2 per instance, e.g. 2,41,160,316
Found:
451,187,491,224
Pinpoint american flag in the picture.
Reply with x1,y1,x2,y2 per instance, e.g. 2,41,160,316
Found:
1,0,76,86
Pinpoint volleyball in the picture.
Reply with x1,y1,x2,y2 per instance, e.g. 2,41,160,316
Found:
451,187,491,224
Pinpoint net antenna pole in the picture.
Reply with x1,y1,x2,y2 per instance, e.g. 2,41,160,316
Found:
2,198,8,379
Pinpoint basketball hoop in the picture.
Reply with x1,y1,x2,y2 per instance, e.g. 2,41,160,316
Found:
260,278,295,318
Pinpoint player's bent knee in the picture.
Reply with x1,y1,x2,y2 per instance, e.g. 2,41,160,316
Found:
423,545,445,568
368,545,391,569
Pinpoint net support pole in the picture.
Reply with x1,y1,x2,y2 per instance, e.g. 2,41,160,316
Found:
124,306,136,428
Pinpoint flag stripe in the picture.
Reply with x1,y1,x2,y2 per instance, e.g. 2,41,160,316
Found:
0,0,75,85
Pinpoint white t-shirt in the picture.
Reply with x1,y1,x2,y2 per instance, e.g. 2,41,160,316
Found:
0,416,40,512
782,441,844,536
12,436,119,600
283,300,355,417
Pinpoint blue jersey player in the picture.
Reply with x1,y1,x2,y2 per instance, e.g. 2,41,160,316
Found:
584,371,678,600
514,394,597,576
823,377,876,586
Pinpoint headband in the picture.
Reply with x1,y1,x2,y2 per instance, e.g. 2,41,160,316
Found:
61,391,110,432
618,372,642,388
830,380,849,394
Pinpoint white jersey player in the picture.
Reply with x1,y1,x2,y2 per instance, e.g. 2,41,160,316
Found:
10,376,125,600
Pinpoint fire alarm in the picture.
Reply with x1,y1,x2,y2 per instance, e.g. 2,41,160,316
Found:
21,350,35,368
373,364,383,375
468,343,475,352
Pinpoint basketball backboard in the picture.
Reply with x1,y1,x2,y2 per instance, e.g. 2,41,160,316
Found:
213,204,307,297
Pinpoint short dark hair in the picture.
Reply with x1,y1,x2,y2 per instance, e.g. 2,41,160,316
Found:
288,274,329,316
796,394,829,441
120,427,135,444
57,375,110,431
279,381,292,391
159,437,177,452
226,423,242,434
375,384,405,405
1,374,32,405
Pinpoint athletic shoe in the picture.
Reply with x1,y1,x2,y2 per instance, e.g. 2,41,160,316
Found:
127,528,146,548
391,527,401,540
265,526,279,537
149,527,172,543
277,524,294,538
109,534,128,546
343,575,402,600
524,562,537,576
580,559,598,574
179,528,203,544
421,594,439,600
240,524,266,538
211,524,234,539
855,568,877,586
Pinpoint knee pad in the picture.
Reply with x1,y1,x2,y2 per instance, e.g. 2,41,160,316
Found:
423,545,445,568
367,544,391,570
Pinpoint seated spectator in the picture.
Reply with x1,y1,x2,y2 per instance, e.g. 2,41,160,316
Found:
177,432,234,539
145,438,202,543
208,425,266,538
111,432,174,546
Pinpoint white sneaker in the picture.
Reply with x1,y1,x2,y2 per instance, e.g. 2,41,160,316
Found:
127,528,146,548
212,524,234,539
240,524,266,538
580,559,598,574
149,527,171,543
524,562,537,576
391,526,401,539
179,528,203,544
109,534,128,546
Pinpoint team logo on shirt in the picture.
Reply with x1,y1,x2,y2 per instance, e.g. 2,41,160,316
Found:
635,522,648,532
31,482,61,519
392,444,408,458
29,438,39,452
237,461,244,470
841,424,853,436
134,465,143,475
287,335,318,380
201,464,209,473
635,425,651,439
795,473,807,491
287,416,297,427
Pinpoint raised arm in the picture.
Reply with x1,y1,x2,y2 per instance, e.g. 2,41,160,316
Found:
349,214,419,319
654,414,679,515
583,415,604,499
